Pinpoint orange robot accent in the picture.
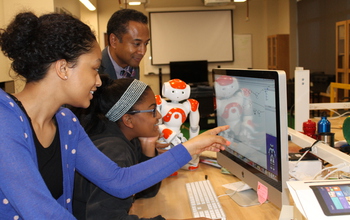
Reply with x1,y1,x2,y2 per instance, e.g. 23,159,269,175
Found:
162,128,174,140
162,108,187,123
169,79,187,89
155,94,162,105
188,99,199,112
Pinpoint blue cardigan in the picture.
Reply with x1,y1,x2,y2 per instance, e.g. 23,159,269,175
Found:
0,89,190,219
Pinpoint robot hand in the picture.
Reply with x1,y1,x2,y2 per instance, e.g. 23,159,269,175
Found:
158,125,183,148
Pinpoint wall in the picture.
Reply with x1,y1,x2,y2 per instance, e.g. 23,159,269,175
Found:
79,0,99,44
0,0,11,83
0,0,294,94
297,0,350,76
95,0,293,94
95,0,122,48
54,0,80,16
0,0,80,92
0,0,54,92
289,0,298,77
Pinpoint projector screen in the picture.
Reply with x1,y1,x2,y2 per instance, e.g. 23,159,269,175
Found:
149,10,234,65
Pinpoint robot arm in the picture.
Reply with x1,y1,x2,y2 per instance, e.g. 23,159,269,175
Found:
186,99,200,139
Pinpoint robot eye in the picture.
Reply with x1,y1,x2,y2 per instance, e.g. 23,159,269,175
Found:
182,91,185,94
172,91,175,93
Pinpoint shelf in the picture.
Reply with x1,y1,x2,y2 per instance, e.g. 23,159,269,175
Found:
336,20,350,100
267,34,289,79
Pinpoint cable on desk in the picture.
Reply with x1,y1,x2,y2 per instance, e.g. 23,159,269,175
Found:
289,140,323,181
312,162,348,180
217,184,246,198
299,140,320,153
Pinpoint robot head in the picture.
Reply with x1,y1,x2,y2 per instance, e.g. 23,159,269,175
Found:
214,75,239,99
162,79,190,101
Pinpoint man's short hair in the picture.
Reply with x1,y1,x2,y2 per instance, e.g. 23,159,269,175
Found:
107,9,148,45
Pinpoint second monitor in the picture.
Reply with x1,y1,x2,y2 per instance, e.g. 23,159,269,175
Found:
169,60,209,86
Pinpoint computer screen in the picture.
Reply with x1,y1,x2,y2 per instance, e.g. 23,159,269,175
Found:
213,68,289,209
169,60,209,86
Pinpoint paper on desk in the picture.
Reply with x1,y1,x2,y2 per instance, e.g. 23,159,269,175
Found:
222,181,252,192
257,181,268,204
287,180,350,220
287,181,307,218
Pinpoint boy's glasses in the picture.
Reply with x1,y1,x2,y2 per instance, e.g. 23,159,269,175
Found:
126,107,157,117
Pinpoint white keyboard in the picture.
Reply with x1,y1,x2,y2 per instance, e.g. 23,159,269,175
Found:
185,180,226,220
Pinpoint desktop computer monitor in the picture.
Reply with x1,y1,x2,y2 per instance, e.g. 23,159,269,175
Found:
169,60,209,86
213,68,289,209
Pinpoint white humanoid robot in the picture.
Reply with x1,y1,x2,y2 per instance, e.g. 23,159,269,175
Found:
215,75,256,143
155,79,200,170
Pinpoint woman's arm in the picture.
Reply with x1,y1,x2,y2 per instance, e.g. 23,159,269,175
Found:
75,134,190,199
75,125,229,199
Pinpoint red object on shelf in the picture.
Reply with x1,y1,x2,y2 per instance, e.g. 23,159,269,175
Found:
302,119,317,139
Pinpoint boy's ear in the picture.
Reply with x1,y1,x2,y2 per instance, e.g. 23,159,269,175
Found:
121,114,134,129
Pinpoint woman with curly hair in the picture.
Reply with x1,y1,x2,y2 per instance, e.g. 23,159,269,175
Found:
0,11,229,219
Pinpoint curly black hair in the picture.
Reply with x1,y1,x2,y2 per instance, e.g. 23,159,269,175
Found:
0,12,96,83
106,9,148,45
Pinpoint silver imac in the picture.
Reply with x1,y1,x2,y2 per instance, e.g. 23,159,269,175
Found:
213,68,290,209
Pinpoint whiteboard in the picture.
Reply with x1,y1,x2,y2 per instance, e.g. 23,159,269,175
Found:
143,34,252,75
149,10,233,65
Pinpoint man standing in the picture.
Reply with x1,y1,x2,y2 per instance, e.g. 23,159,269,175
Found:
100,9,150,79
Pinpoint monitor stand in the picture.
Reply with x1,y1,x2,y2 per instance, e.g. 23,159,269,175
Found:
225,188,261,207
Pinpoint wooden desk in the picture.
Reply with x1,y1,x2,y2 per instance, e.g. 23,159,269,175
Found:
129,163,281,220
130,117,348,219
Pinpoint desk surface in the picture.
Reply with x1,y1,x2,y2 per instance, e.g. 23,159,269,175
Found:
130,117,348,220
129,163,281,220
